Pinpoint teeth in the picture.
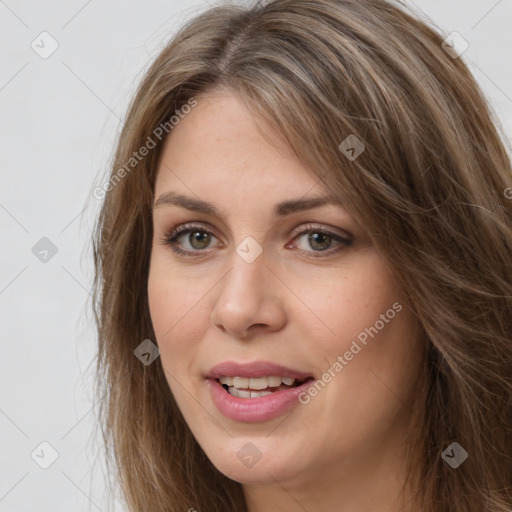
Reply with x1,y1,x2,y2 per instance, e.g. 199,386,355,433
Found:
251,390,273,398
219,376,233,386
219,375,298,390
268,376,282,387
228,387,274,398
249,377,268,390
232,376,249,388
231,387,251,398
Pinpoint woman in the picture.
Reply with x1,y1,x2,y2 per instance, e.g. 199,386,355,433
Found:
92,0,512,510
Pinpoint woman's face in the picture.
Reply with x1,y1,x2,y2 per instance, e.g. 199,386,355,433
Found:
148,92,423,493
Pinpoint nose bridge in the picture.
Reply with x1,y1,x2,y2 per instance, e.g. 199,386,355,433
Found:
219,248,268,313
210,244,286,337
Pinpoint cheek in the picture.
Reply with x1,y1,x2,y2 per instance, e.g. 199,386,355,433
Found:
293,256,401,354
147,258,202,365
294,264,422,460
295,256,421,403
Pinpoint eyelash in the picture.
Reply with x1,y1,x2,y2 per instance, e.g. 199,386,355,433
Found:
159,222,353,259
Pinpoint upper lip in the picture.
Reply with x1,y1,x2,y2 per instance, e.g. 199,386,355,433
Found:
206,360,313,380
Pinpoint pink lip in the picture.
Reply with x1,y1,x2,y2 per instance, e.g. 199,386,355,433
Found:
205,360,315,423
207,378,315,422
206,360,313,380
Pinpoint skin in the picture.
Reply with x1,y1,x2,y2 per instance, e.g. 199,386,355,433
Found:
148,91,425,512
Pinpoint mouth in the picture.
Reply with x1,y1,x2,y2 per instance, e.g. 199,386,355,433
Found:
216,375,312,398
205,361,316,422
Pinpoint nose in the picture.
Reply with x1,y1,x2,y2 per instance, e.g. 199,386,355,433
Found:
210,249,287,340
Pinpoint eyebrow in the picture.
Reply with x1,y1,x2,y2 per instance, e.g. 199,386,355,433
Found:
153,191,343,217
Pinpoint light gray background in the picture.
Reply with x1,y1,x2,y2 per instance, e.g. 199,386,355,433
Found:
1,1,511,511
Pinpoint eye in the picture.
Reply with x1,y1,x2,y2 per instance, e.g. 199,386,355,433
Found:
159,222,353,258
161,223,220,257
287,224,352,257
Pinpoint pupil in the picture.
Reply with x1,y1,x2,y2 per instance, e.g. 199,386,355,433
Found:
190,231,210,249
309,232,331,251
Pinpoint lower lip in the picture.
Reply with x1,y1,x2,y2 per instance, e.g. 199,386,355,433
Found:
207,378,315,422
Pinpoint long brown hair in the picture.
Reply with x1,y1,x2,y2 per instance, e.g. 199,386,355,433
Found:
91,0,512,510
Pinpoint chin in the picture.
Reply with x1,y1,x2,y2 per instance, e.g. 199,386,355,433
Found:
203,440,305,486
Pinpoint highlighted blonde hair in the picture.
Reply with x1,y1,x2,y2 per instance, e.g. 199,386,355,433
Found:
92,0,512,510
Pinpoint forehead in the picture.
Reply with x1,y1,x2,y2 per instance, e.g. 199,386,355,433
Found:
153,92,323,202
